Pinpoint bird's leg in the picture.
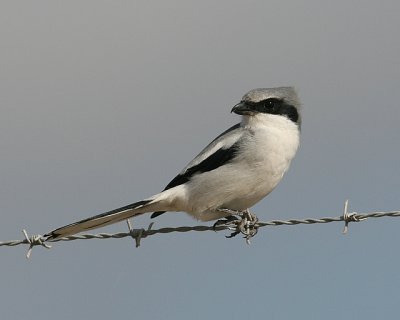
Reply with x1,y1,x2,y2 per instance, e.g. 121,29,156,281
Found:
214,208,259,243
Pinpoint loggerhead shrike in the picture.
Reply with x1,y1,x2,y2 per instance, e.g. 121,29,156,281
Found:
45,87,301,240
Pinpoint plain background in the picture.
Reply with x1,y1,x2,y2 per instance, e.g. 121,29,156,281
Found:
1,1,399,319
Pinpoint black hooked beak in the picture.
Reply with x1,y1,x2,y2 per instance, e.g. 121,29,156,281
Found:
231,101,254,115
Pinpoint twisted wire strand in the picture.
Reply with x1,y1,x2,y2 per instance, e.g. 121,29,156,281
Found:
1,208,399,256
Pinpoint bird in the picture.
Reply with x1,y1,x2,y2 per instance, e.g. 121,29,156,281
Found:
45,87,301,240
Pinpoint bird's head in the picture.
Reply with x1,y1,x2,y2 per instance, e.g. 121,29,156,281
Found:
231,87,301,128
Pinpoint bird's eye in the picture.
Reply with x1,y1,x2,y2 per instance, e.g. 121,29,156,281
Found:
263,98,279,112
265,100,274,107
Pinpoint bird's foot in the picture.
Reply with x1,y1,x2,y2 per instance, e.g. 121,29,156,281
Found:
215,208,259,244
213,215,239,231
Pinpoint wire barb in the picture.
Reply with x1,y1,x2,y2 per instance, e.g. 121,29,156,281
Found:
126,219,155,248
22,229,51,259
342,200,368,234
126,219,143,248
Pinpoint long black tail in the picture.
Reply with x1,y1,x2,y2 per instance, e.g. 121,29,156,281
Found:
44,200,153,240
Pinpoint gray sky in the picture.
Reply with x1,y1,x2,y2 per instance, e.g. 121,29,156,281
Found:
1,1,400,319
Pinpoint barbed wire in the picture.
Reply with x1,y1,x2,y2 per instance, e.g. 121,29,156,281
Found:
1,200,399,258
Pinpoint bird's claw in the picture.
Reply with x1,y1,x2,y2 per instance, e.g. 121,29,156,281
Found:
213,215,239,231
215,209,259,244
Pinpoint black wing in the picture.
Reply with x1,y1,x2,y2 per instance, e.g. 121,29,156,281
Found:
164,142,240,190
151,126,242,218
